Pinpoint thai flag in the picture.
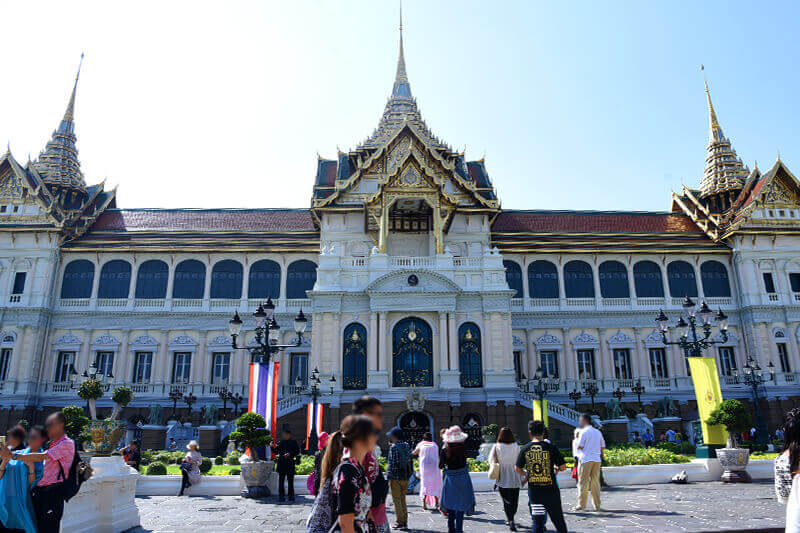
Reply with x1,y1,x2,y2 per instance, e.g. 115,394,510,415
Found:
248,361,280,457
306,402,324,450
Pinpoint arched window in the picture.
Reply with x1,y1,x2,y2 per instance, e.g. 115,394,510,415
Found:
701,261,731,297
61,260,94,298
598,261,629,298
248,260,281,299
458,322,483,388
135,260,168,299
503,261,523,297
97,260,131,298
286,260,317,299
342,323,367,390
667,261,698,297
172,260,206,299
564,260,594,298
392,317,433,387
528,260,559,298
210,260,243,299
633,261,664,297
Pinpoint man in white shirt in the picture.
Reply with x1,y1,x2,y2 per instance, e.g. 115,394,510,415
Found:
575,413,605,511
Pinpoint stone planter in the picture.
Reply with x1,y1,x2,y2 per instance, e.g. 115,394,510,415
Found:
84,420,126,455
240,460,274,498
716,447,751,483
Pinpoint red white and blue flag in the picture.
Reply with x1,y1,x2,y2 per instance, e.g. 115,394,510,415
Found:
248,361,280,457
306,402,324,450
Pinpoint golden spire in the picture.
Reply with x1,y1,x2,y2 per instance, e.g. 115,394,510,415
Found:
392,1,410,97
65,52,84,121
702,65,722,140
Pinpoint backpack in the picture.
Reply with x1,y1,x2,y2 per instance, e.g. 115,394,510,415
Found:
58,447,93,502
306,471,336,533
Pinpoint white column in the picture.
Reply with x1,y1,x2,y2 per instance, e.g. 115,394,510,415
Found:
279,262,288,300
597,329,611,379
787,323,800,373
592,263,602,301
562,328,575,379
438,312,448,371
369,312,379,371
166,262,176,300
77,330,92,373
447,313,458,371
378,313,388,374
627,263,636,300
158,331,171,384
633,328,649,378
117,331,131,382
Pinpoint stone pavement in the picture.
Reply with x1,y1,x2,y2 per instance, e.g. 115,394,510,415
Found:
132,480,785,532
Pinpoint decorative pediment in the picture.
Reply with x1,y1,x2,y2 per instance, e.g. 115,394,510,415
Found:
606,330,634,345
130,334,159,347
535,333,562,346
572,331,598,345
712,331,738,344
208,334,233,347
92,334,120,346
643,329,665,345
365,269,461,294
0,331,16,344
773,327,787,338
0,168,24,199
512,335,526,350
54,333,82,346
169,335,197,347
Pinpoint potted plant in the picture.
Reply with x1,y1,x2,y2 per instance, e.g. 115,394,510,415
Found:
77,379,104,420
110,386,134,420
706,399,753,482
229,412,273,498
79,383,134,455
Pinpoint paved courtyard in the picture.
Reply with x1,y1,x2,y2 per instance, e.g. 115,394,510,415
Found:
132,480,785,532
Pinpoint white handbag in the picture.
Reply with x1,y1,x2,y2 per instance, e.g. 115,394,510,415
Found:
487,446,500,480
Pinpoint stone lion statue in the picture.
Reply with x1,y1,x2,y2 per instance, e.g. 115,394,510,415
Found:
147,404,163,426
656,396,678,418
202,404,218,426
605,397,623,419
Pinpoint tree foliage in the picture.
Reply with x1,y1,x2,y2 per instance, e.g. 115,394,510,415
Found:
229,412,271,460
77,379,104,401
706,399,752,448
62,405,90,443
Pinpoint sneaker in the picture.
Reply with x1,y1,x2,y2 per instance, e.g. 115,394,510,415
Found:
572,506,584,511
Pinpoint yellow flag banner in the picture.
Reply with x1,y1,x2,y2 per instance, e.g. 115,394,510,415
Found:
687,356,728,445
532,398,548,427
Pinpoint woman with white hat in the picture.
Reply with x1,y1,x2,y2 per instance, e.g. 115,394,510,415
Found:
179,441,202,496
439,426,475,533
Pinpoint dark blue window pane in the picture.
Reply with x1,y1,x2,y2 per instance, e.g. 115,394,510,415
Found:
633,261,664,297
528,260,559,298
98,260,131,298
248,260,281,299
564,260,594,298
135,260,169,299
61,260,95,298
286,260,317,299
172,260,206,299
459,322,482,388
503,261,523,297
667,261,698,297
342,323,367,390
392,317,433,387
599,261,629,298
211,260,243,299
701,261,731,297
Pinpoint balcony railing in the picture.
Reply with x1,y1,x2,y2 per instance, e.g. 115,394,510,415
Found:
389,256,436,268
56,297,313,313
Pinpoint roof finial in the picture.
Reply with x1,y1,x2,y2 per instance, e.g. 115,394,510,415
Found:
701,64,720,132
777,149,781,162
65,52,84,120
392,1,410,98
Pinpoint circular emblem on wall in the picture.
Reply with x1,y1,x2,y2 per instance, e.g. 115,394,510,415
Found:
705,389,714,404
407,274,419,286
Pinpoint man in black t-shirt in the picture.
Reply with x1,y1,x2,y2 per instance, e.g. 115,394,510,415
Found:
516,420,568,533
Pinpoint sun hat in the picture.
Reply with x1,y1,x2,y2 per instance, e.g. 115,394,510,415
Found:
186,440,199,450
443,425,468,443
318,431,330,449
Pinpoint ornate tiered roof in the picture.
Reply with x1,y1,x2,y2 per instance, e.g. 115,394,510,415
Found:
698,73,748,200
34,55,87,192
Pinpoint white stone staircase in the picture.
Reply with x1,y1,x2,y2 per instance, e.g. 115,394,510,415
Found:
276,394,306,418
518,391,581,427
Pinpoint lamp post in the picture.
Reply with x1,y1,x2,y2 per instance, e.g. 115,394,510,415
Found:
69,362,114,415
228,298,309,365
168,387,183,420
582,380,599,413
520,367,550,424
568,388,582,410
230,392,243,418
655,298,728,357
218,388,233,420
631,379,646,412
733,356,774,444
293,367,335,452
183,392,197,416
611,387,626,418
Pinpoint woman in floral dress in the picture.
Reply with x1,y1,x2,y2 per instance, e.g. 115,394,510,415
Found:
330,415,378,533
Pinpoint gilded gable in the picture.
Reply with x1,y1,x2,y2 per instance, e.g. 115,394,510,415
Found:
760,178,798,207
0,169,24,200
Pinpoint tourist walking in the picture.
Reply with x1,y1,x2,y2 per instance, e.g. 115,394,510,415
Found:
351,396,389,533
489,427,523,531
516,420,568,533
0,425,38,533
312,431,330,496
412,432,441,511
330,415,377,533
3,412,76,533
273,428,301,502
178,440,202,496
778,408,800,532
575,413,605,511
387,427,413,529
440,426,476,533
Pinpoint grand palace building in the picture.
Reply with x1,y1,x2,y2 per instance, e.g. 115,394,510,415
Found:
1,27,799,448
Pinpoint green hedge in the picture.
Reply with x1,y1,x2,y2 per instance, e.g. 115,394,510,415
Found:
226,451,241,465
145,462,167,475
603,446,690,466
214,456,224,465
296,455,315,475
199,457,213,474
656,441,696,455
230,468,241,476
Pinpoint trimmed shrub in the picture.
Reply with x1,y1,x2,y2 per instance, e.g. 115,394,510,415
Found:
171,452,185,464
146,462,167,475
467,458,489,472
199,457,213,474
226,451,241,465
230,468,241,476
296,455,315,475
154,452,172,464
214,456,224,465
603,446,690,466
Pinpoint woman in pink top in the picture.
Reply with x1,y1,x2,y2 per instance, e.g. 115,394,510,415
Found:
413,432,442,510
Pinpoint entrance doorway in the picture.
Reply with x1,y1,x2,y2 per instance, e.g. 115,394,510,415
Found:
398,411,431,449
392,317,433,387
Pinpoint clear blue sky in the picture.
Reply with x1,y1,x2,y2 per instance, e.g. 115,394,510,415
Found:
1,1,798,211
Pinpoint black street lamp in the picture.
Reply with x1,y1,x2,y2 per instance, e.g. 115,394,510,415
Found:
230,392,244,418
568,388,582,410
733,356,775,444
655,298,728,357
631,379,646,412
520,367,550,407
228,298,308,365
168,387,183,420
69,362,113,415
218,388,233,420
183,392,197,416
582,380,599,413
293,367,335,452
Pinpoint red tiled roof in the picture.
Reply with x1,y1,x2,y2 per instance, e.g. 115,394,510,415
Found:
492,210,704,234
90,209,317,232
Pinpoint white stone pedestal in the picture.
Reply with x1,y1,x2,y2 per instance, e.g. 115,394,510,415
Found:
367,371,390,389
62,455,140,533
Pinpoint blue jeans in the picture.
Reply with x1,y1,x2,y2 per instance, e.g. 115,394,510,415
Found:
447,510,464,532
